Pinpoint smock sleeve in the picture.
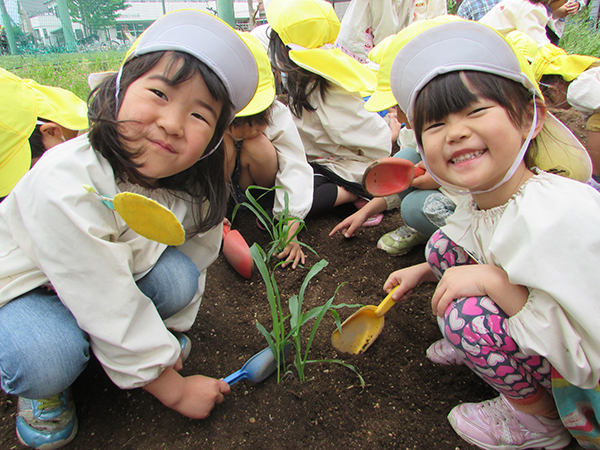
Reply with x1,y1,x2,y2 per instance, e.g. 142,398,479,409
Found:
265,101,314,220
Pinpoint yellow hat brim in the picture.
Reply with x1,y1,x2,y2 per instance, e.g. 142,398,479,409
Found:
236,31,276,117
0,69,36,196
0,139,31,197
290,48,377,93
24,80,89,131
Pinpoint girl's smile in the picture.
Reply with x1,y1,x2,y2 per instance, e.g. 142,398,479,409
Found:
421,98,539,208
117,54,223,182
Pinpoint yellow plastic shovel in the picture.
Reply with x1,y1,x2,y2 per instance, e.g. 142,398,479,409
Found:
331,286,401,354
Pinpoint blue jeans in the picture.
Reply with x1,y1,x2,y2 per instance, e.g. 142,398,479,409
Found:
393,147,456,237
0,246,200,399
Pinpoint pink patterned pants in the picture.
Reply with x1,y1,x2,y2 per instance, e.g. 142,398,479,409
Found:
426,230,552,400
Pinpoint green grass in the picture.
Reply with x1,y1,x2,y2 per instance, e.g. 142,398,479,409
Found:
561,9,600,57
0,52,125,100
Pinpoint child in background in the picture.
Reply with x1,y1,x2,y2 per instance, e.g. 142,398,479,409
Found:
546,0,586,45
266,0,392,218
0,10,257,450
479,0,551,47
532,44,600,185
383,18,599,450
225,32,314,269
0,68,89,201
335,0,446,64
331,18,461,256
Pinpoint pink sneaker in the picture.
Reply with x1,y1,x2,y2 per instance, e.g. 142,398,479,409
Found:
353,198,384,227
426,339,464,366
448,395,572,450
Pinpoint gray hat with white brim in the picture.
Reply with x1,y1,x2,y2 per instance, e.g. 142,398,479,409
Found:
123,9,257,116
388,19,591,188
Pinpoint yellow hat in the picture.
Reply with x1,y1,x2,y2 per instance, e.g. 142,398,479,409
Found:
531,44,600,83
365,15,463,113
266,0,376,93
235,32,276,117
388,19,591,186
506,31,538,63
0,68,88,197
367,33,397,71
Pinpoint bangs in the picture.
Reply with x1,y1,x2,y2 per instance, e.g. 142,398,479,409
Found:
413,71,533,146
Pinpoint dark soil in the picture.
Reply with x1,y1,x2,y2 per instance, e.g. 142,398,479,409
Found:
0,109,587,449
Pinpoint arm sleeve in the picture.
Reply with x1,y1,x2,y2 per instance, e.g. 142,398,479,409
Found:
264,101,314,220
492,180,600,388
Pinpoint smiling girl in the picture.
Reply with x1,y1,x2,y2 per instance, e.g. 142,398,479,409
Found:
381,19,600,450
0,10,257,450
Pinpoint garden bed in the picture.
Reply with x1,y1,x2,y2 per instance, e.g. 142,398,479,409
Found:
0,109,587,449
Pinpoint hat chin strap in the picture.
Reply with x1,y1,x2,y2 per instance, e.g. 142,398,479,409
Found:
418,94,538,196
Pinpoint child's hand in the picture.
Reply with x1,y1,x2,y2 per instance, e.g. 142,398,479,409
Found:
432,264,529,317
329,209,370,238
143,367,231,419
410,162,439,190
383,263,437,301
329,197,387,238
174,375,230,419
277,241,306,269
387,109,402,144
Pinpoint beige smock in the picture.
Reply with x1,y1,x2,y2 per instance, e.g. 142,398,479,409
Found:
336,0,446,63
266,100,314,219
479,0,551,47
442,171,600,389
0,134,221,389
291,83,392,185
568,66,600,131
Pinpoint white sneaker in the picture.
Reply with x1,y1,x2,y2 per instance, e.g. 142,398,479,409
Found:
448,395,572,450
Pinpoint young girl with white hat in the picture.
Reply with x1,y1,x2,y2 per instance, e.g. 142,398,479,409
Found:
382,18,599,450
266,0,392,219
0,10,257,449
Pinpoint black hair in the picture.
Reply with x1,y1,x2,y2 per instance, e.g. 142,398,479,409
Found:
268,30,330,118
28,125,46,159
230,102,274,129
413,71,539,167
88,51,234,235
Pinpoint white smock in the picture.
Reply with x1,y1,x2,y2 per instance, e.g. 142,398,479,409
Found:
568,66,600,117
291,83,392,185
265,100,314,219
479,0,551,47
0,134,222,389
336,0,446,63
441,171,600,389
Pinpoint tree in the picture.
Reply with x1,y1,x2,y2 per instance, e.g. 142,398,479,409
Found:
67,0,129,38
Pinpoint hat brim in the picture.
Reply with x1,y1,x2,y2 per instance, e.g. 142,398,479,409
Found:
128,10,258,116
236,82,276,117
535,112,592,182
0,139,31,197
364,88,396,112
290,48,377,93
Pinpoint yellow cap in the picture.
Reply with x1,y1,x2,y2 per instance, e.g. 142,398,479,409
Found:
235,32,276,117
0,68,88,197
506,31,538,63
365,15,464,113
531,44,600,83
266,0,376,93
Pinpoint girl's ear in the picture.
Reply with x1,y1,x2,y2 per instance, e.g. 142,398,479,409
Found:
525,99,547,140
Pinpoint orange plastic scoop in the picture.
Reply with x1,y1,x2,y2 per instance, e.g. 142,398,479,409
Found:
362,157,423,197
331,286,401,354
222,223,253,279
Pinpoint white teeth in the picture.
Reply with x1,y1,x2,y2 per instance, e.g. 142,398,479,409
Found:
451,150,484,164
